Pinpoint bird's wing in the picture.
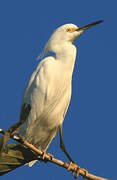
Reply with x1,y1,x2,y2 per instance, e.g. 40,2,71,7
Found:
20,56,71,133
19,57,58,123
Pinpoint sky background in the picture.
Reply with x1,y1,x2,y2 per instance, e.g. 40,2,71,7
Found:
0,1,116,180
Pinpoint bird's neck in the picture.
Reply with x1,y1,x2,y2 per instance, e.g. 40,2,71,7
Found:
55,43,77,75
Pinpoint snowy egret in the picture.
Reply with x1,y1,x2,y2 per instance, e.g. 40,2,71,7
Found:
19,20,103,166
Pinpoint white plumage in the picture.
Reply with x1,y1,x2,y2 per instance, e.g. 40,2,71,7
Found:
19,21,103,166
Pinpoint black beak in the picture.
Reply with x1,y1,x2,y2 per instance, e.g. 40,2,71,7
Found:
76,20,104,32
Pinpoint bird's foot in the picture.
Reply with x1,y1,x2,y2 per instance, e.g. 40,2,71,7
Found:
67,162,79,177
67,162,88,179
67,161,76,171
41,150,54,163
47,153,54,160
74,167,88,179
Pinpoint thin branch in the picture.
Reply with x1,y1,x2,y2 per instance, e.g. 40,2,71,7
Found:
0,128,110,180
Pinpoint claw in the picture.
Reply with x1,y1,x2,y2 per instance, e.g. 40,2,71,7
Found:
75,167,88,179
67,162,77,171
67,162,72,171
67,162,80,178
41,150,54,163
80,168,88,178
72,171,75,176
47,153,54,160
67,162,88,179
74,166,80,179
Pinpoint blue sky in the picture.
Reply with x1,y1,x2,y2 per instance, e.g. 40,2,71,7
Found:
0,1,116,180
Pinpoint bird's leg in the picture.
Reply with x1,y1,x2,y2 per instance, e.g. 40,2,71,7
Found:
59,125,75,163
59,126,76,173
59,126,88,178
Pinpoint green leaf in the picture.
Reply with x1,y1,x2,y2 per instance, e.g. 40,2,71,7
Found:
0,143,37,176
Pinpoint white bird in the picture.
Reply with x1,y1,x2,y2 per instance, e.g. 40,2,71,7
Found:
19,20,103,166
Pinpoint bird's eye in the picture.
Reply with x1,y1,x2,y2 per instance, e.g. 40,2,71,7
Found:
66,28,76,33
66,28,72,33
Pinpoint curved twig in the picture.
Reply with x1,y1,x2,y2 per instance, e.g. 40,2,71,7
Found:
0,128,110,180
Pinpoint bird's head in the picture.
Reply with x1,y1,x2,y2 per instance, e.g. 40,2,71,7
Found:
38,20,103,59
